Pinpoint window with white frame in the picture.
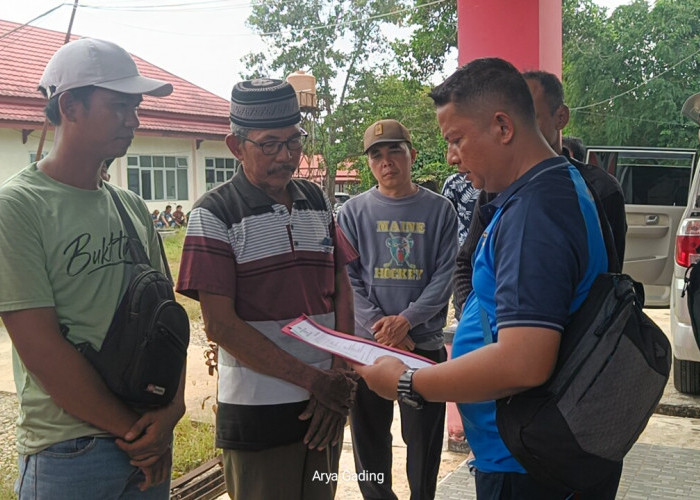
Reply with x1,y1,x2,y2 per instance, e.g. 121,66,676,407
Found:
205,157,240,191
127,155,189,201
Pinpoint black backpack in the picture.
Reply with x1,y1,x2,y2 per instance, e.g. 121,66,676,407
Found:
72,185,190,408
491,181,672,492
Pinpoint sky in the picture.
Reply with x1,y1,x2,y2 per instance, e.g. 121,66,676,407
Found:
0,0,637,100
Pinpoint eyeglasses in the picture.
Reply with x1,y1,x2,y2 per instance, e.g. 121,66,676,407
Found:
242,129,308,156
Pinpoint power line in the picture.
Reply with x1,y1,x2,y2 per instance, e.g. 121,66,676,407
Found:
77,0,449,38
570,46,700,111
0,3,67,41
571,109,695,129
252,0,450,38
80,0,251,12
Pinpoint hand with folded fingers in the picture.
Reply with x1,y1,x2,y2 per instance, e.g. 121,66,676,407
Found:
372,315,415,351
137,446,172,491
299,396,346,450
309,367,358,416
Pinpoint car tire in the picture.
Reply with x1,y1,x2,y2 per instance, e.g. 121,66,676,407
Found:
673,356,700,394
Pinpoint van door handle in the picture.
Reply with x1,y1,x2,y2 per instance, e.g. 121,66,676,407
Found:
645,215,658,225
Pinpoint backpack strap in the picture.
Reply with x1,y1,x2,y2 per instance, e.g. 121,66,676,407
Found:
104,184,172,283
156,231,174,285
582,175,621,274
476,162,620,346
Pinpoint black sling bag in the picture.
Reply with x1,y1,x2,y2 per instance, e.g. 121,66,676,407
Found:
73,185,190,408
490,171,672,492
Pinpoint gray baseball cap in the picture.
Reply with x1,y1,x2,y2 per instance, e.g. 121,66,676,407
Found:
39,38,173,99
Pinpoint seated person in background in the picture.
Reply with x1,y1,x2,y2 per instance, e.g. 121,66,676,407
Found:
151,209,164,229
172,205,187,226
160,204,179,228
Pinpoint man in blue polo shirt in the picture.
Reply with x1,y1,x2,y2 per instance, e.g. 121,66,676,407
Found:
353,58,619,499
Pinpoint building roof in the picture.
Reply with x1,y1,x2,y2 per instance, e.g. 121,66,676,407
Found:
0,19,230,139
295,154,360,185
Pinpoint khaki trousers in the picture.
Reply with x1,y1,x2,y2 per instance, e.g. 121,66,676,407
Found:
222,435,342,500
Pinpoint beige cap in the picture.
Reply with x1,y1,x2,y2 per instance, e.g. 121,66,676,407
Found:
39,38,173,99
363,119,412,153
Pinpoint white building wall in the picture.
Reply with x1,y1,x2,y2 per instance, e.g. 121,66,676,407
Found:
0,127,235,213
0,128,53,184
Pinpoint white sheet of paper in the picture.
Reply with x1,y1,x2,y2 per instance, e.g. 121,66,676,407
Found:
286,317,434,369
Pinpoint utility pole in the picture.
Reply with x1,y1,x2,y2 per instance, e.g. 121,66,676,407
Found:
35,0,80,158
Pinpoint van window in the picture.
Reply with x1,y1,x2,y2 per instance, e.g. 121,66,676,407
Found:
587,148,696,207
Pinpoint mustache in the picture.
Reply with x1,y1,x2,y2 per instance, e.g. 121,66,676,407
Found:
267,164,297,175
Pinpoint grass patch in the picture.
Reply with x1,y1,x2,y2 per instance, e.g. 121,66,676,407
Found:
161,228,186,276
0,483,15,500
172,415,220,480
162,228,202,324
0,456,17,500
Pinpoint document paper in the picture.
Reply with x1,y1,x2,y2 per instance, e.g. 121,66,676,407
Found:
282,315,435,369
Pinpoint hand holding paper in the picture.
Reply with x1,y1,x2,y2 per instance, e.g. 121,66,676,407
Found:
352,356,411,401
282,315,434,369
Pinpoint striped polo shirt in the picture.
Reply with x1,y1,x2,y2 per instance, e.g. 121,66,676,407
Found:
177,169,357,449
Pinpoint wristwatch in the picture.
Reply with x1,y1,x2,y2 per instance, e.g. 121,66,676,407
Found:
397,368,425,410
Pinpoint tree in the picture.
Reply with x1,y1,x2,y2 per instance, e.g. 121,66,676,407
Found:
337,73,451,191
564,0,700,148
393,0,457,81
396,0,700,149
242,0,406,200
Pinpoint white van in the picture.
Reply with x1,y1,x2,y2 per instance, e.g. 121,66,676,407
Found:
587,146,696,307
669,93,700,394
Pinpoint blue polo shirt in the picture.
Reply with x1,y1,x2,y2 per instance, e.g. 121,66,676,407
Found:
452,156,608,473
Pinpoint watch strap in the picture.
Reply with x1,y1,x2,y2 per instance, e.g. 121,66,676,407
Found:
397,368,424,409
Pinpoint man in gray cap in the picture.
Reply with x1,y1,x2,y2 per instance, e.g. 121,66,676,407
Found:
336,119,458,500
177,78,359,500
0,38,180,498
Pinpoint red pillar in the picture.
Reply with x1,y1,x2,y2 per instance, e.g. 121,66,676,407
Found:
457,0,562,77
446,0,563,453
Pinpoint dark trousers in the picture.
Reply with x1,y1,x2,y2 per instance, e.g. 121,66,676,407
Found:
474,461,623,500
350,347,447,500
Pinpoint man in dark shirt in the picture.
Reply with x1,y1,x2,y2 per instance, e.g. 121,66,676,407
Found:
523,70,626,266
355,57,618,500
451,70,628,317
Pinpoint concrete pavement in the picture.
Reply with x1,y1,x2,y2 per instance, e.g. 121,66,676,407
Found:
436,307,700,499
436,415,700,499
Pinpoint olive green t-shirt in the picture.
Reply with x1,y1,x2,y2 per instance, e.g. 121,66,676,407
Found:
0,164,164,454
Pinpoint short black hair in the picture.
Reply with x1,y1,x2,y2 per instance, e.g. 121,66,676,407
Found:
522,70,564,115
41,86,97,125
563,136,586,162
429,58,536,123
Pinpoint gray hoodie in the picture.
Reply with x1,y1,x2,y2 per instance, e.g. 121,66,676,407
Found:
337,186,458,350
